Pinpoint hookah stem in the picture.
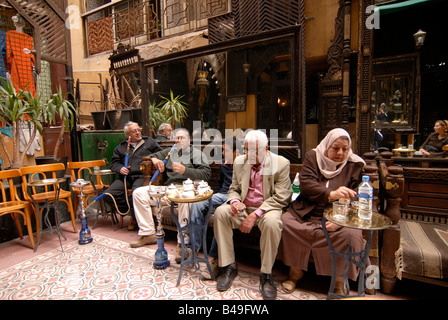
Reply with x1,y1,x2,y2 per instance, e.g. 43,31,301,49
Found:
150,143,176,184
124,136,131,178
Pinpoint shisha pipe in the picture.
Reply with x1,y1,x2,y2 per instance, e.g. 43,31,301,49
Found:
70,179,93,245
150,143,175,269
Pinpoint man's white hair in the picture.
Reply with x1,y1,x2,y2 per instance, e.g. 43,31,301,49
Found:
244,130,268,149
124,121,139,133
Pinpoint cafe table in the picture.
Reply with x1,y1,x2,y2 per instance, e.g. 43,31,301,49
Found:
166,190,216,286
322,207,392,299
28,178,67,252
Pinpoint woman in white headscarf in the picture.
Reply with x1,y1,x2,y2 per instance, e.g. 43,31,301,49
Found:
277,128,366,293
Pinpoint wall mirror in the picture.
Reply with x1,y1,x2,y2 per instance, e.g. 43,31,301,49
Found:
370,54,419,150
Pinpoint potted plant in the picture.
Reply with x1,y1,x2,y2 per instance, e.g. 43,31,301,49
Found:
42,87,76,160
0,78,76,168
158,90,188,128
0,78,43,169
148,100,168,137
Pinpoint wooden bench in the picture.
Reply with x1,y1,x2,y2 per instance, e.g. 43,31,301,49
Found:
140,156,303,249
374,151,448,293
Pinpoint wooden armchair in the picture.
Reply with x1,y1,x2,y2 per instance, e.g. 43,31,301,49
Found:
67,160,109,214
0,169,35,249
19,163,77,234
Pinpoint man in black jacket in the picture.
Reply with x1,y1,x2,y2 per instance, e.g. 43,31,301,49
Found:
103,121,162,230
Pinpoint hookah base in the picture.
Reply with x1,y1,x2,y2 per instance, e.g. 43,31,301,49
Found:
78,237,93,245
153,260,170,269
78,217,93,245
154,236,170,269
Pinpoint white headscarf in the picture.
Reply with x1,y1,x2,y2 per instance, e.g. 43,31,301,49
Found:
313,128,365,179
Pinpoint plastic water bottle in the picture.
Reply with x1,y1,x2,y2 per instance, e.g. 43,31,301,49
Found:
358,175,373,220
292,172,301,201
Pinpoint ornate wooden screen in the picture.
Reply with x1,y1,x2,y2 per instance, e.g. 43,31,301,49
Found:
208,0,301,43
2,0,68,64
356,0,374,154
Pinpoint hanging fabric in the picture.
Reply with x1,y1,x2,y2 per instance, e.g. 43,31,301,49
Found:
6,30,36,97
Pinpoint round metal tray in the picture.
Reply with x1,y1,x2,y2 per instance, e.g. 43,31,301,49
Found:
166,189,213,203
28,178,66,187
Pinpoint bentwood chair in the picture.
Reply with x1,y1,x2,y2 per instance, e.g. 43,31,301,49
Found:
20,163,77,234
0,169,35,249
67,159,109,214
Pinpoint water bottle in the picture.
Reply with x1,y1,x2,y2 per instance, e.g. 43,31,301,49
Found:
291,172,301,201
358,175,373,220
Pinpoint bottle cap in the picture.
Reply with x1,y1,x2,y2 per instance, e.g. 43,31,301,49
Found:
362,175,369,181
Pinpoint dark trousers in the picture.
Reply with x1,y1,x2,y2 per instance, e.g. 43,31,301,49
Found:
103,176,144,217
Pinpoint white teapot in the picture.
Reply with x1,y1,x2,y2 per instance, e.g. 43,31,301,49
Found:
197,180,210,195
183,178,194,190
181,178,195,198
166,184,179,197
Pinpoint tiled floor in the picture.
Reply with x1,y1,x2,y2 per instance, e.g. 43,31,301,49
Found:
0,214,446,300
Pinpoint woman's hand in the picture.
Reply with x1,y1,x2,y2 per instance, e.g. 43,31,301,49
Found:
328,186,357,202
325,221,341,232
419,148,430,156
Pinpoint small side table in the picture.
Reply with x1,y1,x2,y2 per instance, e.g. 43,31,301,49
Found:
168,191,216,286
322,208,392,299
392,148,415,157
29,178,67,252
89,169,118,229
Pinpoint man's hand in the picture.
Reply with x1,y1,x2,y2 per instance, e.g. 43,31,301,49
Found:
230,201,245,217
172,162,186,175
120,167,130,176
151,158,165,172
239,212,258,233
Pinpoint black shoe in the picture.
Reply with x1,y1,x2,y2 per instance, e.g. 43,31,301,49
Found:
217,263,238,291
260,273,277,300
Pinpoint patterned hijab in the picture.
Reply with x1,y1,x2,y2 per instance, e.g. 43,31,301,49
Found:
313,128,365,179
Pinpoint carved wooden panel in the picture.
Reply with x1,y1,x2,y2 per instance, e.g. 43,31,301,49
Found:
87,16,114,55
319,79,343,141
8,0,67,61
209,0,301,43
356,0,374,154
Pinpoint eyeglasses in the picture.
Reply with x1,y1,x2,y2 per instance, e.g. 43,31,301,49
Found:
130,128,142,134
243,146,265,155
